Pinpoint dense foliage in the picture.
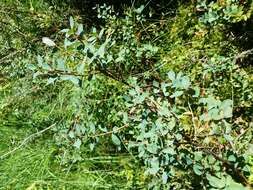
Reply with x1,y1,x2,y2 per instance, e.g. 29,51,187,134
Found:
1,0,253,189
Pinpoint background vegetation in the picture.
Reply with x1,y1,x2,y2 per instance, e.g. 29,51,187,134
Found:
0,0,253,189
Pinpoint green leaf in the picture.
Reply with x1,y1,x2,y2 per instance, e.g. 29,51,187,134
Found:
68,131,75,138
134,93,148,104
200,113,210,122
175,133,182,141
168,118,176,130
37,55,43,66
149,158,160,175
56,59,65,71
42,37,56,47
167,71,175,81
69,16,74,28
242,165,251,173
158,101,170,116
207,155,216,164
73,138,82,149
228,155,236,162
153,81,160,88
224,176,249,190
76,63,85,74
87,36,96,42
27,64,36,71
41,63,51,70
181,76,191,89
138,145,145,157
170,91,183,98
111,134,121,146
64,38,73,48
161,82,169,96
89,122,96,134
33,71,40,79
206,174,225,189
89,143,95,151
60,28,69,33
194,152,203,161
199,96,220,110
47,77,57,85
97,43,106,58
193,164,203,176
98,125,107,132
60,75,79,86
135,5,145,14
186,156,193,165
98,28,105,39
76,24,83,35
224,134,233,142
122,112,128,124
221,99,233,118
147,144,158,154
162,172,168,184
225,183,249,190
208,108,222,120
193,86,200,97
163,147,176,155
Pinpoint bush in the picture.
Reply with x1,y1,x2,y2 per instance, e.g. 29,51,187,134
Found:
1,0,253,189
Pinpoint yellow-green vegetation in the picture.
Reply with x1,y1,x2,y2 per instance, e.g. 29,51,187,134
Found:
1,0,253,189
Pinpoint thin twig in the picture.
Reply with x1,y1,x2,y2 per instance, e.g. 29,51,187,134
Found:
188,140,250,187
0,123,56,160
202,148,250,187
89,124,128,138
188,101,196,140
233,49,253,63
0,49,26,64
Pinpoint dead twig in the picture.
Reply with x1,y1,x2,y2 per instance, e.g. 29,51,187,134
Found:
0,123,57,160
233,49,253,63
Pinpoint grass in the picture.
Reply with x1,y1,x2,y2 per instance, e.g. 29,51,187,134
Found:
0,125,143,189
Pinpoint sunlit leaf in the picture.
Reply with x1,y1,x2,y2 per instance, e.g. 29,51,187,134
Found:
167,71,175,81
193,164,203,176
111,134,121,146
42,37,56,47
69,16,74,28
162,172,168,184
170,91,183,98
73,138,82,149
76,24,83,35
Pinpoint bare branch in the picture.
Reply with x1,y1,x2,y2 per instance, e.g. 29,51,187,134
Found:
0,123,57,160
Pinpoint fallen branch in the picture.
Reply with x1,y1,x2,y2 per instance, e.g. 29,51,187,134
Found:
0,123,56,160
233,49,253,63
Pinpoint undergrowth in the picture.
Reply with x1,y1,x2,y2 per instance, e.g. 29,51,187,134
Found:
0,126,143,189
1,0,253,189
